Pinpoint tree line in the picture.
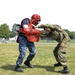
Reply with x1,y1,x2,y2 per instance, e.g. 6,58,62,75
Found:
0,23,75,39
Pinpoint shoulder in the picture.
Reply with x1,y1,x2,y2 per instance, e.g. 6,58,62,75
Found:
52,24,63,32
53,25,61,28
21,18,30,25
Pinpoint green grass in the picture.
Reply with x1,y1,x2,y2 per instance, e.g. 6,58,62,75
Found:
39,39,75,43
0,42,75,75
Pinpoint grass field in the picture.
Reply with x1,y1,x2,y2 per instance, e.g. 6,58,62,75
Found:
0,42,75,75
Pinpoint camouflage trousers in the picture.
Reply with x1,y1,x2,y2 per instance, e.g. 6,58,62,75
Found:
53,39,70,67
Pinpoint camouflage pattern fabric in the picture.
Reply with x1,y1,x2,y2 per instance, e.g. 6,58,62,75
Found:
38,24,70,42
53,40,70,67
38,24,71,67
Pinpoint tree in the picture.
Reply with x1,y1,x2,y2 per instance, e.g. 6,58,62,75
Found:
64,29,75,39
69,32,75,39
0,23,10,39
10,23,19,37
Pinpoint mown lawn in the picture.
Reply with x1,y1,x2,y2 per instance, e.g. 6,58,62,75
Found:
0,42,75,75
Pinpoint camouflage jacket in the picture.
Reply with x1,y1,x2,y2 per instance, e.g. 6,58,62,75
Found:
38,24,71,42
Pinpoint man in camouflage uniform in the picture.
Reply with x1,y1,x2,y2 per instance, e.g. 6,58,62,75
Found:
38,24,70,74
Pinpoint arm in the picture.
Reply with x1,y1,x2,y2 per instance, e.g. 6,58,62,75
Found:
23,27,41,35
38,24,63,32
53,25,62,32
38,24,55,29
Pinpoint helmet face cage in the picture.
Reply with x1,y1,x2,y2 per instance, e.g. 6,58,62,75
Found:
31,14,41,21
31,14,41,25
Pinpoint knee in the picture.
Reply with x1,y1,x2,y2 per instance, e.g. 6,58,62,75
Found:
32,50,36,55
20,50,26,58
31,50,36,55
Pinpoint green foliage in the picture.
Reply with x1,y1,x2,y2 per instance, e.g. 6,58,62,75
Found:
0,23,10,38
10,23,18,37
68,32,75,39
64,29,75,39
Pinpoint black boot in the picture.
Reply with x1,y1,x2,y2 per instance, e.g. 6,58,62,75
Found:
24,60,33,68
58,66,69,74
15,65,23,72
54,63,62,67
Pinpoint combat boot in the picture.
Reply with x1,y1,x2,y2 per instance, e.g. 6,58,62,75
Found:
15,65,23,72
58,66,69,74
54,63,62,67
24,60,33,68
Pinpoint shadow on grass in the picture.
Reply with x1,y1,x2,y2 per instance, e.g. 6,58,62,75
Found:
0,64,56,73
0,64,17,71
0,64,26,71
33,65,56,73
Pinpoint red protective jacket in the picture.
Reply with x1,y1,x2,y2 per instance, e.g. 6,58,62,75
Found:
18,24,41,42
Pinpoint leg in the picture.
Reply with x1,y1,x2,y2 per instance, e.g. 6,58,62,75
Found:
15,36,27,72
57,41,70,74
58,41,69,67
16,36,27,66
24,42,36,68
27,42,36,61
53,43,61,64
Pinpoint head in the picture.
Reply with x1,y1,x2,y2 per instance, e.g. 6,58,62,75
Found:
44,28,52,32
31,14,41,26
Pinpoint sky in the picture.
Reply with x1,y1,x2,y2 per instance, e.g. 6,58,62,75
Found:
0,0,75,31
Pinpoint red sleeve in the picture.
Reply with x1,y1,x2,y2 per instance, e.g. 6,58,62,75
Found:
23,28,41,35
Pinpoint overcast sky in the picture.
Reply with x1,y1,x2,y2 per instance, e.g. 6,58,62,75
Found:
0,0,75,31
